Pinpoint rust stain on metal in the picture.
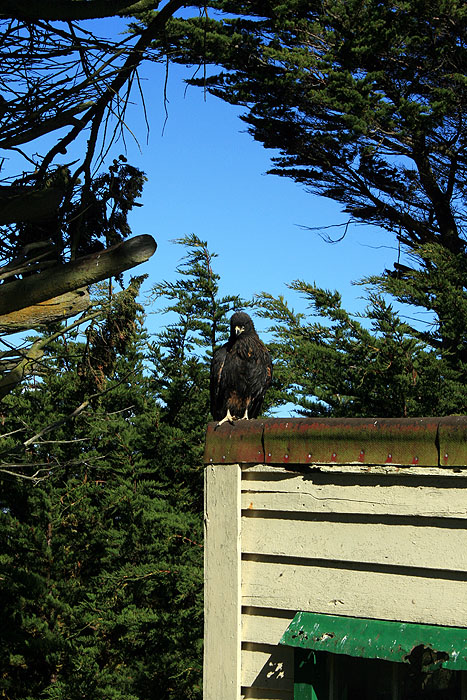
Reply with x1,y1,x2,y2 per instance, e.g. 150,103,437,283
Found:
204,420,265,464
204,417,467,467
263,417,440,466
438,416,467,466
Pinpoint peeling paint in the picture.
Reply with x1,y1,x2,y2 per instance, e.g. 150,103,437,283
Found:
280,612,467,671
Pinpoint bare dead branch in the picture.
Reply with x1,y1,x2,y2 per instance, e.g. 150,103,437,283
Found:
23,400,91,447
0,288,90,333
0,234,156,317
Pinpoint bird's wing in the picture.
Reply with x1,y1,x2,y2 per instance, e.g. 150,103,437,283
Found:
210,345,227,419
238,336,273,418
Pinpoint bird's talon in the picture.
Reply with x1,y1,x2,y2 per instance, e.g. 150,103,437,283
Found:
215,410,236,428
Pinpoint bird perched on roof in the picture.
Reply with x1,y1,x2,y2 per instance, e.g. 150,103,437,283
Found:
210,311,273,427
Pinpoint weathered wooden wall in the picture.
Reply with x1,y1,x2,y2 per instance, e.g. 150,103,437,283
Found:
203,418,467,700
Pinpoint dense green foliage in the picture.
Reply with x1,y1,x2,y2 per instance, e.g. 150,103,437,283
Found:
2,2,467,697
0,241,202,698
1,285,200,700
159,0,467,378
0,237,249,700
259,277,466,417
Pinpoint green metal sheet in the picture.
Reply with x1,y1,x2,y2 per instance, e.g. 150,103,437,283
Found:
280,611,467,671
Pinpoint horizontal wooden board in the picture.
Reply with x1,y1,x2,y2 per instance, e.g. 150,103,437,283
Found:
242,609,295,646
240,685,293,700
241,469,467,519
242,464,467,478
241,515,467,572
241,559,467,628
242,688,292,699
241,644,293,691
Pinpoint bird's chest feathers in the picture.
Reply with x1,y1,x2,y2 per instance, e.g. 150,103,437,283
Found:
227,336,258,363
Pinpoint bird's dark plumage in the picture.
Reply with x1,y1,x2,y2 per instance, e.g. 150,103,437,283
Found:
210,312,273,425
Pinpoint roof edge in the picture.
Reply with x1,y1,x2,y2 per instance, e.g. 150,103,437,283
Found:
204,417,467,468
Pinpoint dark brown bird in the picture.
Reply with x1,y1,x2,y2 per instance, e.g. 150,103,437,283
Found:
210,312,273,427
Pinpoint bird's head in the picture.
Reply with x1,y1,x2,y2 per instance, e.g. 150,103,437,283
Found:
230,311,254,338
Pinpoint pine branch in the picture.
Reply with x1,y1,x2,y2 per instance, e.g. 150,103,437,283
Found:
0,0,163,21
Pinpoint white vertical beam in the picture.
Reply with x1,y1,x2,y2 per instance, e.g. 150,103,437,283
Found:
204,463,242,700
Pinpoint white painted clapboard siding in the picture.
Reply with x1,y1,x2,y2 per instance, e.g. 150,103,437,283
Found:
241,515,467,571
242,465,467,518
238,464,467,698
204,462,467,700
241,558,467,628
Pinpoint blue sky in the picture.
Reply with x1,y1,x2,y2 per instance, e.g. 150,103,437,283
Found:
0,16,409,416
117,58,398,333
2,15,400,336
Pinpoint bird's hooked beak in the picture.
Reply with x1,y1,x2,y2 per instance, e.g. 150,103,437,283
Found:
235,325,245,336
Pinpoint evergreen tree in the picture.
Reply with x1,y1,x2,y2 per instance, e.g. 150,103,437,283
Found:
0,280,202,700
364,242,467,410
258,275,465,418
170,0,466,254
0,235,249,700
161,0,467,377
147,234,247,508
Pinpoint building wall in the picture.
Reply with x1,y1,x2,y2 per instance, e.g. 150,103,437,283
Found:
204,459,467,700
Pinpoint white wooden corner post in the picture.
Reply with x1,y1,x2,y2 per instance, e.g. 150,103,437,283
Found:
204,462,242,700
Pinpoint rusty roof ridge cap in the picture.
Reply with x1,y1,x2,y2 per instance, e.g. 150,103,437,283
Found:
435,420,441,467
203,416,467,467
260,420,266,464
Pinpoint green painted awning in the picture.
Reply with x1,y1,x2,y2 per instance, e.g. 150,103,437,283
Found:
279,612,467,671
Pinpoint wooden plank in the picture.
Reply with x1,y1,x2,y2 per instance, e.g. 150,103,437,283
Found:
243,463,467,477
204,464,242,700
241,559,467,628
241,516,467,572
242,608,295,645
241,470,467,519
241,644,294,692
242,688,293,699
